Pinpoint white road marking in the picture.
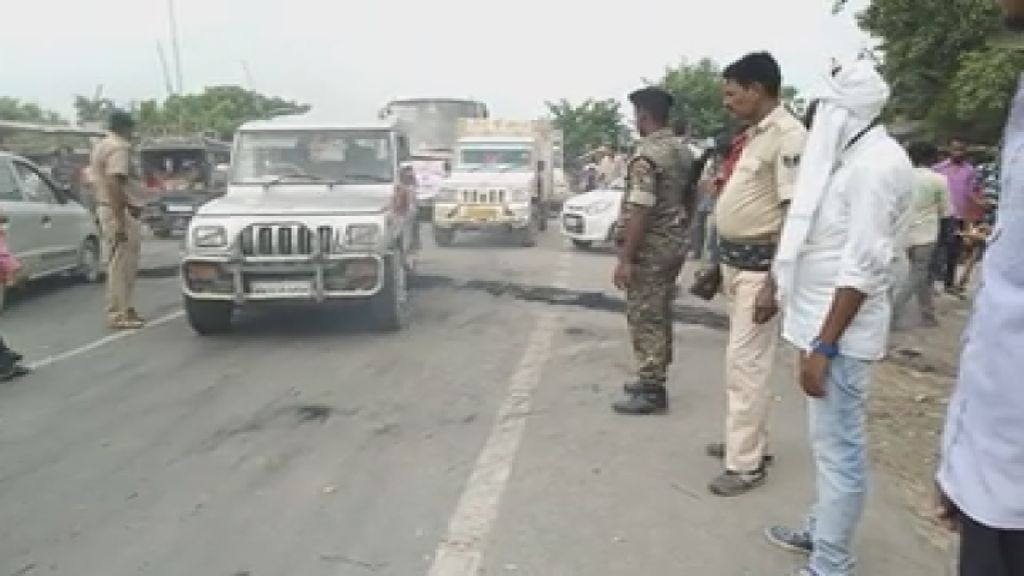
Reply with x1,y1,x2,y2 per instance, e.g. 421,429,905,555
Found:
27,310,184,371
426,252,573,576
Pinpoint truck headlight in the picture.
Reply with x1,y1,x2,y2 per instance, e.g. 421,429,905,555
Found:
346,224,381,246
192,225,228,248
583,200,615,215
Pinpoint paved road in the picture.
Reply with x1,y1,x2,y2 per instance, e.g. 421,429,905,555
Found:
0,226,948,575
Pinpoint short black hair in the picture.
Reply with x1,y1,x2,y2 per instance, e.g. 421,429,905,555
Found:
629,87,673,125
671,119,688,137
108,110,135,133
723,52,782,98
908,141,939,166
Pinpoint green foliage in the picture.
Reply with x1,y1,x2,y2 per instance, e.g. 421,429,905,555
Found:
0,97,66,124
545,98,630,166
850,0,1011,143
653,58,733,138
132,86,310,140
73,94,115,125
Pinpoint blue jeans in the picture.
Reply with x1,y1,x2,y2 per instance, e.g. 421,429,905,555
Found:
806,355,870,576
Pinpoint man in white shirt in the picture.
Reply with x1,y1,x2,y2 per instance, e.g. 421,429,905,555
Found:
893,141,951,328
764,61,913,576
937,2,1024,573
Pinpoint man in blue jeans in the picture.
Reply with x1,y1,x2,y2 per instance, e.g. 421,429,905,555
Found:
764,61,913,575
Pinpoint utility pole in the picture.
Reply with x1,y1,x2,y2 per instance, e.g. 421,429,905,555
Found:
241,60,255,91
156,42,174,98
168,0,184,94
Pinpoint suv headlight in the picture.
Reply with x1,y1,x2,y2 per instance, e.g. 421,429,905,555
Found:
192,225,228,248
436,187,458,202
508,187,530,203
346,224,381,246
583,199,615,215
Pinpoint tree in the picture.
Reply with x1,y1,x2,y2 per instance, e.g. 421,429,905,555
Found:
73,94,115,125
838,0,1018,143
653,58,733,139
545,98,630,167
0,97,65,124
133,86,310,140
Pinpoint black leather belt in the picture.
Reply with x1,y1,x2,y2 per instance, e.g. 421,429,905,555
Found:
718,238,776,272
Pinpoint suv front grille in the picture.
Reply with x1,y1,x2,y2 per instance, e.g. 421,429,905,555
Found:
460,188,506,204
240,224,333,256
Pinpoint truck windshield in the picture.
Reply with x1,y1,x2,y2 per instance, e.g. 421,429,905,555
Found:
456,147,531,172
231,130,395,184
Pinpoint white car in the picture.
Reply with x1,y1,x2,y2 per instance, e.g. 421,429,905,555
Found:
0,152,103,311
560,178,624,249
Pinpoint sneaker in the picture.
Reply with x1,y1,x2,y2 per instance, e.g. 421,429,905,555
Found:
708,467,766,496
704,442,775,466
765,525,813,556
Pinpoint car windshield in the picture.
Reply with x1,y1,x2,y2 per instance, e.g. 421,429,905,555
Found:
456,146,531,172
231,130,395,184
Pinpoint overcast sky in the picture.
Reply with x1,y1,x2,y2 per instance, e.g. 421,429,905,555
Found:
4,0,871,122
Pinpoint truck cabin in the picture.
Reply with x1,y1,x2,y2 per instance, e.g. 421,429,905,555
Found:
454,137,535,173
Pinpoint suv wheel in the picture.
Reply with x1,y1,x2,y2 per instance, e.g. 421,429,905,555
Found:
433,227,455,247
370,254,410,331
185,297,234,335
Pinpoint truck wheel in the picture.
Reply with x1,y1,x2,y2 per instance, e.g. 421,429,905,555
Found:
433,227,455,247
370,255,410,331
185,297,234,335
153,228,172,239
517,213,539,247
571,239,593,250
537,203,549,231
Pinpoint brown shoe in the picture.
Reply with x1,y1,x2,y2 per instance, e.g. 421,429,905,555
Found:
108,314,144,330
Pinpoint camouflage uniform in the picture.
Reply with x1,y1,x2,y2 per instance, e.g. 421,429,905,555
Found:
620,128,694,382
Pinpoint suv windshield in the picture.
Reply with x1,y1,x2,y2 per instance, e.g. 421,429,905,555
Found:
456,146,532,172
232,130,395,184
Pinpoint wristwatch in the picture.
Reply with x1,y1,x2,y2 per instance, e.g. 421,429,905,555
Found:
810,337,839,359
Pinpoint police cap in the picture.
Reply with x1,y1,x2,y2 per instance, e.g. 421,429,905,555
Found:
628,87,674,114
108,110,136,133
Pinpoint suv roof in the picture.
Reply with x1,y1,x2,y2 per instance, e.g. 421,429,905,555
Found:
237,119,397,133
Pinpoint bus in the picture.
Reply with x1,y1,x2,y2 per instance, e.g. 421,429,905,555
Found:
378,98,489,156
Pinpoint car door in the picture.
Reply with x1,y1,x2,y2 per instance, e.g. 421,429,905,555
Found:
0,158,43,276
11,159,78,274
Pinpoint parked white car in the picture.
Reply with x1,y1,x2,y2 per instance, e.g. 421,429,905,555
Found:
0,152,102,311
560,178,624,249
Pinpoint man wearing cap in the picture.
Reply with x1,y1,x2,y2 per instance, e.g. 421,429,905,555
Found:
707,52,808,496
90,111,145,330
612,86,693,415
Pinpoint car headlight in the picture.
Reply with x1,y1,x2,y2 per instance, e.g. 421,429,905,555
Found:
436,187,458,202
192,225,228,248
583,200,616,215
346,224,381,246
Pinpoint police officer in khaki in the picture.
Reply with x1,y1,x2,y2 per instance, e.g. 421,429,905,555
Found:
708,52,808,496
612,87,693,415
90,111,145,330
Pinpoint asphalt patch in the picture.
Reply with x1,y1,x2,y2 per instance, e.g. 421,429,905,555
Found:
410,274,727,330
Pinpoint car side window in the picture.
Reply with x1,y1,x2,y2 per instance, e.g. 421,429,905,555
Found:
0,161,24,201
13,161,59,204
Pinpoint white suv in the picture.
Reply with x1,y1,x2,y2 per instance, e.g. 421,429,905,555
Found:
0,152,102,311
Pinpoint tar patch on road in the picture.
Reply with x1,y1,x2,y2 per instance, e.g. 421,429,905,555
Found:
410,274,727,330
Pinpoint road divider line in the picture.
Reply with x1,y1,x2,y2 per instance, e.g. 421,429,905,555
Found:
426,252,573,576
27,310,184,371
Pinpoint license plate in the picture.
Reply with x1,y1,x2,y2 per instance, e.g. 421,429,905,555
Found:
165,204,193,213
250,280,313,295
462,206,499,221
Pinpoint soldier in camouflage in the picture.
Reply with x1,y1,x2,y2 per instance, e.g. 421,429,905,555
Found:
612,87,694,415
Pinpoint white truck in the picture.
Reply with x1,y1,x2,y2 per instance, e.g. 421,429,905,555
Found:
432,119,562,247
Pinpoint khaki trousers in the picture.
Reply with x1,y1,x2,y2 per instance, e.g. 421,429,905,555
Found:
97,206,142,317
721,265,779,473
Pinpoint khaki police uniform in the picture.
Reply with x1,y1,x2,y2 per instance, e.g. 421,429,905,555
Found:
620,127,694,383
714,105,807,474
89,133,144,324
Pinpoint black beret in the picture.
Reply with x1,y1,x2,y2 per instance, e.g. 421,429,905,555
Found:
108,110,136,132
628,87,674,111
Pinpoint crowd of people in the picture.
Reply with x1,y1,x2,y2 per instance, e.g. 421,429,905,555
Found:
611,21,1021,573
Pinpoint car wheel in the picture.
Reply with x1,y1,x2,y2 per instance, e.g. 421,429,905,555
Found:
571,239,593,250
184,297,234,335
77,238,103,283
370,254,410,331
517,210,539,247
433,227,455,247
